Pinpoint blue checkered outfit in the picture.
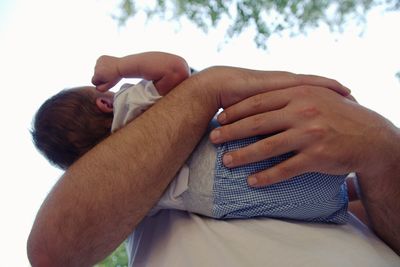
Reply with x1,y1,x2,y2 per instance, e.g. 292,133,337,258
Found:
213,136,349,224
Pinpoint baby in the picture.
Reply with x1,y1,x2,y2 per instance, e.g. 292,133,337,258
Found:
32,51,349,223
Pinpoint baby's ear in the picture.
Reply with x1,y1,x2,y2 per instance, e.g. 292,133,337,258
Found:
95,97,113,113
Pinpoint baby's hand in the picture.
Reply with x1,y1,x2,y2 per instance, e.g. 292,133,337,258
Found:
92,55,122,92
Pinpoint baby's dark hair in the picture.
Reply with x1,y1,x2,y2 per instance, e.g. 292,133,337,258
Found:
31,88,113,170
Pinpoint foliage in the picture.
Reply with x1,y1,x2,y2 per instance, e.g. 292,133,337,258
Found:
114,0,399,48
94,242,128,267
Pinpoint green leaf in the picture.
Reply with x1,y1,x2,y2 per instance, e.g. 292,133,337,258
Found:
114,0,400,48
93,242,128,267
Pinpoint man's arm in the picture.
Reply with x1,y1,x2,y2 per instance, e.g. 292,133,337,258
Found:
27,67,350,266
357,132,400,254
92,51,190,95
28,73,216,267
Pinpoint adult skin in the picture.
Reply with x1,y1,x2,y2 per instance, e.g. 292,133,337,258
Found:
210,86,400,254
27,66,355,267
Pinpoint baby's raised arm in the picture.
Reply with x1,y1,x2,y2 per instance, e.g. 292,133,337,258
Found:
92,51,190,95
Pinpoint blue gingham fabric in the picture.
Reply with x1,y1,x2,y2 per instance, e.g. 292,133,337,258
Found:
213,136,349,224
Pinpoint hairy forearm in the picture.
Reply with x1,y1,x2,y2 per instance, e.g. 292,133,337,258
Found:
27,74,217,266
357,125,400,255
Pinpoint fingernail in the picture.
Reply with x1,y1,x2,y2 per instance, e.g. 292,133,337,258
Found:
210,129,220,142
217,112,226,124
248,176,258,186
343,86,351,94
223,154,233,167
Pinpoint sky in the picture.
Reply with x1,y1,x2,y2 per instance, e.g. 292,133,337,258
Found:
0,0,399,266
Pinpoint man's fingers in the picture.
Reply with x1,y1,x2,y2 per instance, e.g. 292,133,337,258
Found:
210,109,290,144
247,154,312,187
296,74,350,96
217,90,291,125
221,129,302,168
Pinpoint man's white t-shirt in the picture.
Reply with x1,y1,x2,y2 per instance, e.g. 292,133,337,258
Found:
127,210,399,267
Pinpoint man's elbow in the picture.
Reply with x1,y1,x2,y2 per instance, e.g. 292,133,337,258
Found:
27,252,53,267
27,233,54,267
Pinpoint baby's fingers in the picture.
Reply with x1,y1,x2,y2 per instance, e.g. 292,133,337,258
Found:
95,80,119,92
95,83,110,92
91,72,105,87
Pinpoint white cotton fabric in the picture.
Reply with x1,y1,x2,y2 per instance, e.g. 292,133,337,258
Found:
111,81,162,132
127,210,400,267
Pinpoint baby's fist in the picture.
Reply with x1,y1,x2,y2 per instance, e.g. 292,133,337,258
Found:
92,55,121,92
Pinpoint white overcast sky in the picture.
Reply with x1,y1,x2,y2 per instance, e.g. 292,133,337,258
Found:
0,0,399,266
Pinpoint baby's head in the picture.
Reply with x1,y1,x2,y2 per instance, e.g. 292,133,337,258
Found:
31,87,114,170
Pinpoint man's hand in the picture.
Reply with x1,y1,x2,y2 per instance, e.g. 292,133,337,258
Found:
210,85,396,187
92,55,122,92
